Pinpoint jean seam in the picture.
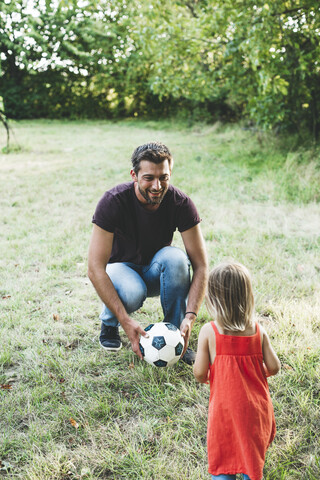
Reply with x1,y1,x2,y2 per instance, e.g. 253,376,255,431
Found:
144,260,168,316
142,260,159,275
160,263,168,317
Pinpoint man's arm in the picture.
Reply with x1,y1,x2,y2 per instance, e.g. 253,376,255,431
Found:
180,223,208,352
87,224,146,358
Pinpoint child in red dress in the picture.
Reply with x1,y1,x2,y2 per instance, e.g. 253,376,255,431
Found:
194,262,281,480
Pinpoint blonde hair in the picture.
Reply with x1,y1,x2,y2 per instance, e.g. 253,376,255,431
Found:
206,262,254,332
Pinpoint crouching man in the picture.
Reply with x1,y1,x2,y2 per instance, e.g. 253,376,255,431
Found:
88,142,208,365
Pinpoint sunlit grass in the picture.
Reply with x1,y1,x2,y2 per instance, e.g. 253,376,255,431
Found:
0,119,319,479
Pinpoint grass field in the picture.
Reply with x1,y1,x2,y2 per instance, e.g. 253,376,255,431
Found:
0,120,319,480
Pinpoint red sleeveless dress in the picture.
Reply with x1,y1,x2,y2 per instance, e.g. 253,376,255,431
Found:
207,322,276,480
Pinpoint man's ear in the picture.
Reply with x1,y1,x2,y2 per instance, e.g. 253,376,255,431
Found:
130,169,137,181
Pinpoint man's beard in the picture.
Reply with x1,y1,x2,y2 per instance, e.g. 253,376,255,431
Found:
138,185,167,205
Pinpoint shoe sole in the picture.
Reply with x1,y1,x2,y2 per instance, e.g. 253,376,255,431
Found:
99,340,122,352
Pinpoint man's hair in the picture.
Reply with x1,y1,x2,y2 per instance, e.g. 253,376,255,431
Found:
206,262,254,332
131,142,173,174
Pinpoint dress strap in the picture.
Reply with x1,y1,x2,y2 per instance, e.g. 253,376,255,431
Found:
255,322,263,352
210,321,220,335
255,322,260,335
210,321,222,355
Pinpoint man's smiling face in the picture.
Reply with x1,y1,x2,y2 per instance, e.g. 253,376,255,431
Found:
131,159,171,208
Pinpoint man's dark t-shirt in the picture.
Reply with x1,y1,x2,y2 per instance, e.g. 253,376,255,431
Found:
92,182,200,265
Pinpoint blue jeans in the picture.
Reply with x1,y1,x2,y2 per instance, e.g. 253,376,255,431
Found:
100,246,191,328
211,475,251,480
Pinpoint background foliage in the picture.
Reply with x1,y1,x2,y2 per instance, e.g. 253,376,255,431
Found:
0,1,319,136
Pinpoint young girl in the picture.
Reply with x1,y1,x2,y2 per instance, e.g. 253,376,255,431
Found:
194,262,281,480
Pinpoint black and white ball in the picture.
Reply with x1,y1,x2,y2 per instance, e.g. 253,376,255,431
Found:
139,322,184,367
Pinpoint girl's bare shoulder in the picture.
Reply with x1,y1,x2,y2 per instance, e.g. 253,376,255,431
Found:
200,322,215,336
257,322,267,338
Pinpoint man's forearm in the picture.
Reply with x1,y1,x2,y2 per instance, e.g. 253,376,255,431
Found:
186,265,208,318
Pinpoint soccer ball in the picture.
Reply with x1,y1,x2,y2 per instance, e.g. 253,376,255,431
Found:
139,322,185,367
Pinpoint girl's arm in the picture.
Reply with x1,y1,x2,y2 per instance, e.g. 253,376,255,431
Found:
261,325,281,377
193,323,213,383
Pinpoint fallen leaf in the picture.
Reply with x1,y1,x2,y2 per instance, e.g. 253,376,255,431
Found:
0,384,12,390
53,313,60,321
128,363,135,369
69,418,79,429
283,364,294,371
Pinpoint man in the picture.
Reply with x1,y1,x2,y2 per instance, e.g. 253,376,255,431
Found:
88,142,208,365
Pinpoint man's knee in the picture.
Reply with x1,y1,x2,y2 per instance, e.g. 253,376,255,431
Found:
121,282,147,313
157,246,189,266
107,263,147,313
157,247,190,284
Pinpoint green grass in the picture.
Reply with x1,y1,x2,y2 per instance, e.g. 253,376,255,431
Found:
0,119,319,479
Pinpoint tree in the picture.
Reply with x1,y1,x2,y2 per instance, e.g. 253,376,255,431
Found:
1,0,319,136
0,0,134,118
129,0,320,135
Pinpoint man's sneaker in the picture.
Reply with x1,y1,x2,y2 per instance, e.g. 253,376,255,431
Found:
181,347,196,365
99,324,122,351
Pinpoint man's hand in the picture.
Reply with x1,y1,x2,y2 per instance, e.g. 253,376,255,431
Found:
122,317,149,360
180,316,196,356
